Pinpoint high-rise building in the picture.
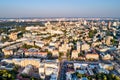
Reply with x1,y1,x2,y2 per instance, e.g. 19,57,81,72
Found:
108,21,111,29
83,20,87,25
76,41,81,53
113,22,117,27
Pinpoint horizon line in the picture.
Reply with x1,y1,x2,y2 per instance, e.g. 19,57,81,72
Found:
0,16,120,19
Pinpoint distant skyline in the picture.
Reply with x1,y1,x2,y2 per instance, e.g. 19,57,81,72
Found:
0,0,120,18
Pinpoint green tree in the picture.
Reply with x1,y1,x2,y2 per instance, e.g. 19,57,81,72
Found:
0,70,16,80
67,50,71,60
78,53,84,57
4,55,11,58
103,75,107,80
59,52,64,58
47,52,52,58
76,72,82,78
1,37,9,43
21,44,39,49
114,76,120,80
88,30,97,38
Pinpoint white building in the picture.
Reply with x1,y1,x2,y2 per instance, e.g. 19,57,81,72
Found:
25,26,40,31
66,72,72,80
21,65,33,75
35,41,44,47
50,73,57,80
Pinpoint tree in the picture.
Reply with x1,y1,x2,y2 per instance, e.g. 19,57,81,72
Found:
114,76,120,80
21,44,39,49
67,50,71,61
0,70,16,80
111,74,115,79
20,73,30,78
78,51,84,57
33,41,36,46
87,76,92,80
111,38,118,46
96,73,102,80
31,77,35,80
8,73,12,78
103,75,107,80
1,37,9,43
59,52,64,58
88,30,97,38
47,52,52,58
106,31,111,36
4,55,11,58
76,72,82,78
13,65,20,72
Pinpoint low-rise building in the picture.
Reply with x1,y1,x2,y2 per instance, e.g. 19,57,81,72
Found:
39,60,59,79
9,32,18,40
105,36,113,45
99,63,113,70
21,65,33,75
13,58,40,68
35,41,44,48
2,48,13,55
101,54,113,60
51,50,59,57
85,53,99,60
81,43,90,51
59,43,71,53
71,50,79,58
1,58,41,68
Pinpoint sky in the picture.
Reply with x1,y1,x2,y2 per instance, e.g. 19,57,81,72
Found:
0,0,120,18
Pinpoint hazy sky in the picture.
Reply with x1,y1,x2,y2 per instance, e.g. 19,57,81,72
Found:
0,0,120,18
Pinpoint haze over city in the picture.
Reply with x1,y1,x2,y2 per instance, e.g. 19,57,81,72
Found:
0,0,120,18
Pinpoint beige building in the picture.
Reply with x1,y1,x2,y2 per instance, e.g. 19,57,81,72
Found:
99,63,113,70
105,36,113,45
81,43,90,51
92,42,102,47
86,53,99,60
12,58,40,68
24,40,35,46
51,50,59,57
76,41,81,53
59,43,71,53
9,32,18,40
102,54,113,60
25,50,47,57
1,58,40,68
71,50,79,58
2,48,13,55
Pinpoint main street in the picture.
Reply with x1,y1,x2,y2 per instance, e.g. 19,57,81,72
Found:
59,59,67,80
59,60,102,80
